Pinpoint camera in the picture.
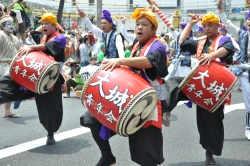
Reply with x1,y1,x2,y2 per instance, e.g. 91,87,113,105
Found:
70,63,79,67
18,0,23,2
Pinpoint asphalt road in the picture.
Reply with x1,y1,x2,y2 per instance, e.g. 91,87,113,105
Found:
0,90,249,166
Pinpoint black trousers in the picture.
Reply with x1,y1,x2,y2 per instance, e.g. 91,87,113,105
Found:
0,75,63,133
196,105,224,156
35,78,63,132
81,111,164,166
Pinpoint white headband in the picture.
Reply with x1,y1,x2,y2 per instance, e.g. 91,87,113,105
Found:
0,17,13,25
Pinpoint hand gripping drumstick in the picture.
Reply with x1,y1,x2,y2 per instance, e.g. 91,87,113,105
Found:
188,13,226,29
41,8,65,33
146,0,172,27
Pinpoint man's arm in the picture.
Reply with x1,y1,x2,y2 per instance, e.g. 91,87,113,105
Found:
8,0,30,10
179,18,199,44
116,34,125,58
22,1,30,10
82,17,102,39
218,0,240,39
120,16,135,43
121,24,135,43
8,0,18,9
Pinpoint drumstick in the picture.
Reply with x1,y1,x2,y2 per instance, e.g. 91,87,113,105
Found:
188,13,227,29
41,8,65,33
146,0,172,27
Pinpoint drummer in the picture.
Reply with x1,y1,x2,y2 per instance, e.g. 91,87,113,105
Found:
218,0,250,141
0,15,21,118
17,13,66,145
179,12,234,165
79,7,168,166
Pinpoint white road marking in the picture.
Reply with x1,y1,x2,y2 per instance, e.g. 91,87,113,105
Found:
0,102,245,159
224,103,245,114
0,127,90,159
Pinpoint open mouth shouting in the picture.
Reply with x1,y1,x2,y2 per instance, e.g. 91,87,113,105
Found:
137,31,143,38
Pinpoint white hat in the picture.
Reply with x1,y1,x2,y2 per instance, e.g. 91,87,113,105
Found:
64,34,71,38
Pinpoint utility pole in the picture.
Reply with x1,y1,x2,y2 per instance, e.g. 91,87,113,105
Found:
97,0,102,28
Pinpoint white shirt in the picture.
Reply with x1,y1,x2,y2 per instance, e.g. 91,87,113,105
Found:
121,24,135,44
79,65,99,82
83,16,124,58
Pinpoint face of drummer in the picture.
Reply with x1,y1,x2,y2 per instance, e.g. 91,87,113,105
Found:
202,23,219,38
41,21,57,36
135,17,157,43
101,19,113,33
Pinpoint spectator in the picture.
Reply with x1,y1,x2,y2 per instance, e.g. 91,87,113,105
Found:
61,21,66,30
72,19,78,30
64,34,74,61
164,34,171,47
63,60,84,98
93,37,103,56
79,35,93,67
79,56,99,82
25,32,35,45
66,27,72,34
8,0,30,44
124,43,132,58
97,43,105,63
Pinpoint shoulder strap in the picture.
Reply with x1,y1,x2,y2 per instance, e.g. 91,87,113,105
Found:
196,38,207,59
18,3,26,11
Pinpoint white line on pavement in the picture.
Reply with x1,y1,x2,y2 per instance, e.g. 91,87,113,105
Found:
0,102,245,159
0,127,90,159
224,103,245,114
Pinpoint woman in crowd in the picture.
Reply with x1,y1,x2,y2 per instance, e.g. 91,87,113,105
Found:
79,35,93,67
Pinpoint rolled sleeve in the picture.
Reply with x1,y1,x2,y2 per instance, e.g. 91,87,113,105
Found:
218,37,235,60
180,38,198,54
44,41,64,56
145,50,168,80
53,35,66,49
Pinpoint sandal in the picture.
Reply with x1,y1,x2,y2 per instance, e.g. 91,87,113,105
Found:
3,114,21,118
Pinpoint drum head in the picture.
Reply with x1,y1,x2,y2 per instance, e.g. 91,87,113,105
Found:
117,88,158,136
37,63,60,94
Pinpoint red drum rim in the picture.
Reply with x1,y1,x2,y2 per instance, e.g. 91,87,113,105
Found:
37,62,60,94
116,88,158,136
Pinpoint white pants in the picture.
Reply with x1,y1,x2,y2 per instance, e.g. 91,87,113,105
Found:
237,71,250,113
0,63,10,77
164,58,198,81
